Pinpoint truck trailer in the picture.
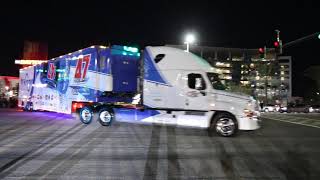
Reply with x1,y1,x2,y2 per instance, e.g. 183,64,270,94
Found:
19,45,261,136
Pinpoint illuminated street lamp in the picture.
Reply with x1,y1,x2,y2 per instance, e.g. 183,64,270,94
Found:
184,33,195,52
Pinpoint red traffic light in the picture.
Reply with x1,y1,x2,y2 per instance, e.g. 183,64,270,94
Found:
258,48,264,53
274,41,279,47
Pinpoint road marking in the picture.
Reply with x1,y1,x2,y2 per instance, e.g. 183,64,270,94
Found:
262,116,320,129
285,115,320,121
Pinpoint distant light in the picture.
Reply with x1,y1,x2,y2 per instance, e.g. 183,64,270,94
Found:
318,33,320,39
100,46,107,49
258,48,264,53
15,60,47,65
185,33,195,44
123,46,138,53
274,41,279,47
5,86,9,91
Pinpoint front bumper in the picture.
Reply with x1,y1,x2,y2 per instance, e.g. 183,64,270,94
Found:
237,115,261,130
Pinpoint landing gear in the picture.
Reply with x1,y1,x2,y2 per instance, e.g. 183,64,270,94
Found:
23,102,33,112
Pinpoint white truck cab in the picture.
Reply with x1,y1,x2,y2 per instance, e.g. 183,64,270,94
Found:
140,46,260,136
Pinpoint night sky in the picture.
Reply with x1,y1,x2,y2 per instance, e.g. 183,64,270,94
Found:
0,0,319,96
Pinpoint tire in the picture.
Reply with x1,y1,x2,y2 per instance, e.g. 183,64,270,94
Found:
209,112,238,137
79,106,94,124
97,107,114,126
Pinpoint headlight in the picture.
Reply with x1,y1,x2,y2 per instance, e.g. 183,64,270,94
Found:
243,109,259,118
243,109,254,117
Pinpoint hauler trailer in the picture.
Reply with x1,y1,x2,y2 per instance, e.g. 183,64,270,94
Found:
19,45,261,136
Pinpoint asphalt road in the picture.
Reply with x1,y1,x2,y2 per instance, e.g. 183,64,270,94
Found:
0,109,320,180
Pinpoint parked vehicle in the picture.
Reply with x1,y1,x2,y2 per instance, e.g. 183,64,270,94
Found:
309,105,320,113
278,106,287,113
19,45,261,137
262,104,276,112
287,104,310,113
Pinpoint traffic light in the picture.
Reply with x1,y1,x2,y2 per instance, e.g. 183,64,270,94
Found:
258,47,266,59
274,30,283,54
274,40,282,54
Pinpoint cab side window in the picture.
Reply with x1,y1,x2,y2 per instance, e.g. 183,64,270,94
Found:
188,73,206,90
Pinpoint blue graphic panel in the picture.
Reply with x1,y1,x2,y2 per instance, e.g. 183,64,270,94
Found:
144,50,167,85
56,58,70,94
113,108,160,123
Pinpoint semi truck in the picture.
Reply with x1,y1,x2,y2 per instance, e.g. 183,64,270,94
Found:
19,45,261,136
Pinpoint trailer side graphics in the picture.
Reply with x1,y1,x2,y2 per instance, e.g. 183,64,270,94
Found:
74,54,90,82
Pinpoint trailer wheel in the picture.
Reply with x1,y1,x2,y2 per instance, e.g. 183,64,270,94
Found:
79,106,93,124
98,107,114,126
209,112,238,137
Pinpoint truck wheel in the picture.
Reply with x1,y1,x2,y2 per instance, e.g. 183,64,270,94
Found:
210,113,238,137
79,106,93,124
98,107,114,126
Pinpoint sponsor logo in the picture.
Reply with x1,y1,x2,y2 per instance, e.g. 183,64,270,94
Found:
74,54,91,82
47,63,56,80
186,91,199,97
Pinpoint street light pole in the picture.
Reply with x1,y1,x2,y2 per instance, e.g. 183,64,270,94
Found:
184,33,195,52
185,42,190,52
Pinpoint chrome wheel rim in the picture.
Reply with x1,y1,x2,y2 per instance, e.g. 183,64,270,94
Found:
100,111,112,123
215,117,235,136
81,109,92,123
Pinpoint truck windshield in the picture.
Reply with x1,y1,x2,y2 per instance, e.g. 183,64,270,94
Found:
207,73,226,90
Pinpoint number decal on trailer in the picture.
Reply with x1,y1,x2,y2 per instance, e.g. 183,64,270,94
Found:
74,54,91,82
47,63,56,80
